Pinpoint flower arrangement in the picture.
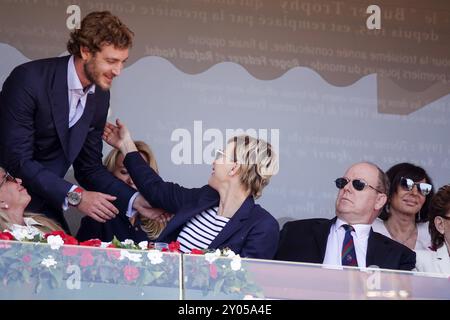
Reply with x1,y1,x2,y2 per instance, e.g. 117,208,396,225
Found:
183,248,264,299
0,231,264,299
0,231,180,295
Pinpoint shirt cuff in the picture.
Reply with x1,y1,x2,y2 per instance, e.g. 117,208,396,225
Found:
127,192,140,218
62,185,78,211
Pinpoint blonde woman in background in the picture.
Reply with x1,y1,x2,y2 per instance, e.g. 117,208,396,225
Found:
103,119,280,259
0,167,62,240
77,141,172,242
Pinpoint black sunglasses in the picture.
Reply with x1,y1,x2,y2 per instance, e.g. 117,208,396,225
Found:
0,171,17,190
400,177,432,196
335,177,384,194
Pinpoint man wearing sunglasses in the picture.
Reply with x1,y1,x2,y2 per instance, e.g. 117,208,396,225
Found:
275,162,416,271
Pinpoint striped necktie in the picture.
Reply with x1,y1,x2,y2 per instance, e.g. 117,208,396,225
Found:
341,224,358,267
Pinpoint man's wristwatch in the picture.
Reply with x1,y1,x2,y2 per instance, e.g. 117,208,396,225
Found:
67,187,83,206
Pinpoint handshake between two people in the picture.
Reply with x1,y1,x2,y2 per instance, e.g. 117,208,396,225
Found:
75,119,166,224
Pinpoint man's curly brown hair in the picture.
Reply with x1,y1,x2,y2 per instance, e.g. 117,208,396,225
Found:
67,11,134,57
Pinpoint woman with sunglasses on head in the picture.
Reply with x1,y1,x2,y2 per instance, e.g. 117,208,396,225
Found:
415,185,450,275
102,119,280,259
372,163,434,251
0,167,62,240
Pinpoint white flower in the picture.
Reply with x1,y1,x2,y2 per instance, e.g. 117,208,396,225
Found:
204,249,221,264
41,255,57,268
222,248,236,258
47,235,64,250
138,241,148,251
122,239,135,246
119,250,142,262
9,225,40,241
230,255,242,271
100,242,111,248
147,250,164,265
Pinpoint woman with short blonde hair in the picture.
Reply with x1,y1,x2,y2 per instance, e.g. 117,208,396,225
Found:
102,120,280,259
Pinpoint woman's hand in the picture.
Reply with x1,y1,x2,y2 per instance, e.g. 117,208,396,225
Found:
103,119,137,154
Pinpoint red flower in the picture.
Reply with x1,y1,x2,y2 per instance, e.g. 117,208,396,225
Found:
63,235,78,246
44,231,66,239
190,248,204,255
168,241,180,253
209,264,218,279
0,231,14,241
80,239,102,247
123,265,139,282
80,250,94,267
22,255,31,263
62,247,79,257
106,247,121,260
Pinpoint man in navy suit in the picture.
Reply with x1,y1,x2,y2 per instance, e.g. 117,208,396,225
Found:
0,11,155,232
276,162,416,271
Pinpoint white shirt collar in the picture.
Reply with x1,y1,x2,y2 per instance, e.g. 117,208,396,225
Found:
335,217,372,239
67,55,95,94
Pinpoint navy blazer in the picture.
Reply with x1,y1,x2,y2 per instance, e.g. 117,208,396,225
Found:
77,213,149,243
123,151,280,259
275,218,416,271
0,56,135,230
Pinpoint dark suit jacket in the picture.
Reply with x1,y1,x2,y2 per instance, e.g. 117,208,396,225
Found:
0,56,135,231
275,218,416,271
121,151,280,259
77,213,149,243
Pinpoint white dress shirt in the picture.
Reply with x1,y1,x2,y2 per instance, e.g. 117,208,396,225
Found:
67,55,95,128
323,218,372,268
63,56,138,216
415,245,450,277
8,217,44,241
371,218,432,251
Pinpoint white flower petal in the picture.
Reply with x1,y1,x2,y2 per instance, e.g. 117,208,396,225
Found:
138,241,148,250
47,235,64,250
147,250,164,265
41,255,57,268
230,255,242,271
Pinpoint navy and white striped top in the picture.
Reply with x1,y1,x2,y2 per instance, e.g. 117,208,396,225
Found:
177,206,230,253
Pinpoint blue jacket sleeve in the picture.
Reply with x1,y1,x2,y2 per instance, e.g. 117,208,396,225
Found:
123,151,205,214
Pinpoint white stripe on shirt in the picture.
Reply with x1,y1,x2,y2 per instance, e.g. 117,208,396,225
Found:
177,207,229,253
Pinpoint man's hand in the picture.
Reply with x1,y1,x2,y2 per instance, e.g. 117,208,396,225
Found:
103,119,136,154
133,194,166,222
77,190,119,223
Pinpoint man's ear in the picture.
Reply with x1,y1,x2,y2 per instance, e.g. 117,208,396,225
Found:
80,46,92,61
374,193,388,211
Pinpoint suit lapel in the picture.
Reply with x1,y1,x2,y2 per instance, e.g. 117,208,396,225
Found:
312,217,335,262
209,196,254,249
49,56,70,160
68,93,96,163
366,229,391,267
